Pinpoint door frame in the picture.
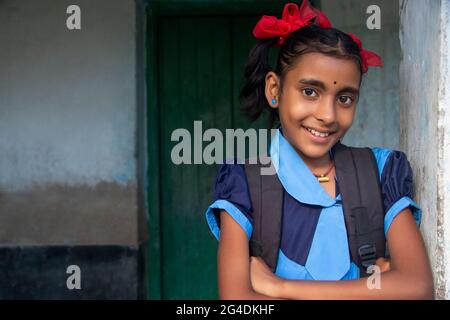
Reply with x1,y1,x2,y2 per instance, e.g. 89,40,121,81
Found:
144,0,317,299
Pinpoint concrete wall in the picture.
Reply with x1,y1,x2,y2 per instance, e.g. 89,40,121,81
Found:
321,0,400,150
400,0,450,299
0,0,139,246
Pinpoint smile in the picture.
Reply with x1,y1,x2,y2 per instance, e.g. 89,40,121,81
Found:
303,126,334,138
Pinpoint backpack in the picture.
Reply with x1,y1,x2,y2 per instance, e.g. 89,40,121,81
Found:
244,141,385,278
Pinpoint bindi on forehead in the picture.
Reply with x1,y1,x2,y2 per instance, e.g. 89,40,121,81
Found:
334,81,337,85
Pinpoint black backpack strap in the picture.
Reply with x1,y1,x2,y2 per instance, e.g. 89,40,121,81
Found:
332,142,385,277
245,157,283,272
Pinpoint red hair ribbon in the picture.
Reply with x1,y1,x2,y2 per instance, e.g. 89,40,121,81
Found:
253,1,331,46
347,33,383,73
252,0,382,73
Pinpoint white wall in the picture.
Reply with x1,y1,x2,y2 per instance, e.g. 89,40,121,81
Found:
400,0,450,299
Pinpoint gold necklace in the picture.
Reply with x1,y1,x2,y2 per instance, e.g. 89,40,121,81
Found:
312,161,335,183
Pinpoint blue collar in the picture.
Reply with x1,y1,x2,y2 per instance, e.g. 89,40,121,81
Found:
270,128,340,207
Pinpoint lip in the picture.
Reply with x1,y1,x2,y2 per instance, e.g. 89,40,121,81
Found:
302,126,334,144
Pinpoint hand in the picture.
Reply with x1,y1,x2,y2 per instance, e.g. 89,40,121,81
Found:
250,256,283,298
375,257,391,273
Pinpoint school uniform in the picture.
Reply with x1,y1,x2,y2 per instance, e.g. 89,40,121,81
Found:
204,128,421,281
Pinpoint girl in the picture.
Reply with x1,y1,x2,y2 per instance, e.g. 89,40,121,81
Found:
204,0,433,300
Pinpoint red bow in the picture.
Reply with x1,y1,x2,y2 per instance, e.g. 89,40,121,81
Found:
347,33,383,73
252,0,382,73
253,1,331,46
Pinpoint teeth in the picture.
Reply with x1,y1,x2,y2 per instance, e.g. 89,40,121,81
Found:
306,127,330,137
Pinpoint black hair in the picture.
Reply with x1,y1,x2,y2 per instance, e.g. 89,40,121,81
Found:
239,24,364,128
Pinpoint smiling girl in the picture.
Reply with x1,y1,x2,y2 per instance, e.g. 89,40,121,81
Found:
204,0,433,300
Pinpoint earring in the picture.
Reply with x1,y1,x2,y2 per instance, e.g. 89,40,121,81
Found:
271,98,277,105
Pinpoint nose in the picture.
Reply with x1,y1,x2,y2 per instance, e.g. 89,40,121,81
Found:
314,96,336,125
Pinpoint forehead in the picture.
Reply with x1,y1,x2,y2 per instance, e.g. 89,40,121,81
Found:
285,52,361,87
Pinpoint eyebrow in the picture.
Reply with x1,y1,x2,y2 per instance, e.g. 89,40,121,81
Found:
298,79,360,96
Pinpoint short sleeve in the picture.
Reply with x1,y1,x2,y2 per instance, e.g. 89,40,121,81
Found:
204,162,253,240
379,150,422,235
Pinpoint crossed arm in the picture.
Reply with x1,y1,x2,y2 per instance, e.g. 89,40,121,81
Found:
217,208,434,300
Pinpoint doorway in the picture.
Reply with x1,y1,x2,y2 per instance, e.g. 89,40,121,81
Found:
145,0,295,299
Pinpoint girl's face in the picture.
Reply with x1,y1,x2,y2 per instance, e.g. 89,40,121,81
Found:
265,52,361,162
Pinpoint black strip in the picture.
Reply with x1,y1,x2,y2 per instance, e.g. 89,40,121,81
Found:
0,244,145,299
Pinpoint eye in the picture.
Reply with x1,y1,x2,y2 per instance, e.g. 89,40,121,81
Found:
302,88,318,97
338,95,354,105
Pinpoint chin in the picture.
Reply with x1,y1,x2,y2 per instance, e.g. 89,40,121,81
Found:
298,145,330,159
290,139,329,159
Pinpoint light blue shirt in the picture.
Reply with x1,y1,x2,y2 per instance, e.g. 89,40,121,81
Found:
205,128,421,281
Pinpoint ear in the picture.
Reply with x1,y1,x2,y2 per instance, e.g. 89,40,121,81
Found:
264,71,281,109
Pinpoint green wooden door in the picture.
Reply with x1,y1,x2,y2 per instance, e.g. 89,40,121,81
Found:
146,0,305,300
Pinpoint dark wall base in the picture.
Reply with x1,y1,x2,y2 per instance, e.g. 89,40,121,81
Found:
0,244,147,299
